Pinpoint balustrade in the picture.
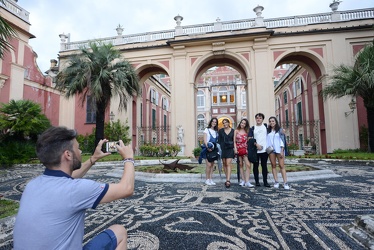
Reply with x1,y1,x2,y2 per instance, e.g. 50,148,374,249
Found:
2,0,29,23
59,8,374,51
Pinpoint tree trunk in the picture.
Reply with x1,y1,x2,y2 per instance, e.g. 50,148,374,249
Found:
94,100,106,152
366,106,374,153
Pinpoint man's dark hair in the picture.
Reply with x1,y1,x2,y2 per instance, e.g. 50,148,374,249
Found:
36,126,77,168
255,113,265,119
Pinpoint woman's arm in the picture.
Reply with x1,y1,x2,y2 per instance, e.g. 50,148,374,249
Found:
203,131,208,147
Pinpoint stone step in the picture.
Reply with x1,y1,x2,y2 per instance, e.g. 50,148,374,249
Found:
107,168,340,183
342,214,374,249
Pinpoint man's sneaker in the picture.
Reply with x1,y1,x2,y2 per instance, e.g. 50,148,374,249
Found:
205,179,212,185
239,180,245,186
255,182,261,187
245,182,254,188
210,179,216,185
284,183,290,190
274,182,280,189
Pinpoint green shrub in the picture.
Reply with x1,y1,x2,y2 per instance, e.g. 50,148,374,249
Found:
0,140,36,167
76,133,95,154
193,146,202,157
104,119,131,144
139,144,158,157
167,144,181,157
139,143,181,157
0,100,51,166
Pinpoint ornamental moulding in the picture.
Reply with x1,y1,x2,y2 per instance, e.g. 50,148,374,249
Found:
212,42,225,55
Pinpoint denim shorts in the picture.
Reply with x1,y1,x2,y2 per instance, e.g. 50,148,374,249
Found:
83,229,117,250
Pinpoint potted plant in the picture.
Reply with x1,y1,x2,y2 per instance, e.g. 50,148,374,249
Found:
288,143,299,156
305,138,310,146
193,146,202,158
303,139,313,154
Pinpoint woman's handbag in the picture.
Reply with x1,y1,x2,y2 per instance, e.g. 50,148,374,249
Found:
266,133,275,154
266,146,274,154
206,144,219,162
237,147,247,156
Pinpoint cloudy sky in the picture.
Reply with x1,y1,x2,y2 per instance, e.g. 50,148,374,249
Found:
18,0,373,72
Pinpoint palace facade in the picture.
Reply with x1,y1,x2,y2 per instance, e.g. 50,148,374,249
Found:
1,0,373,156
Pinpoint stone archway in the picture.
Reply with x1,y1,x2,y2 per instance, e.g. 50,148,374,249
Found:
273,50,328,154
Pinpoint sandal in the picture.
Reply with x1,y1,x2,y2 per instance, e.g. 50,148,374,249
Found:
225,181,231,188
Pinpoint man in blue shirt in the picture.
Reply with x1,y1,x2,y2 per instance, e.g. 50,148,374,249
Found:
13,126,135,250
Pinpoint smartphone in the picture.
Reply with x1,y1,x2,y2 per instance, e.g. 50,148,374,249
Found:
106,141,119,153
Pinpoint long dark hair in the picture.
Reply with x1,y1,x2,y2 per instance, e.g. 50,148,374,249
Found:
236,118,249,133
267,116,280,134
207,117,218,131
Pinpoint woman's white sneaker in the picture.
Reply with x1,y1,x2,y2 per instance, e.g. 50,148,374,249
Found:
245,182,254,188
284,183,290,190
239,180,245,186
274,182,280,189
209,179,216,185
205,179,212,185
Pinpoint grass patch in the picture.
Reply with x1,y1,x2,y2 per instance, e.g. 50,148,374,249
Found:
136,164,316,174
0,199,19,219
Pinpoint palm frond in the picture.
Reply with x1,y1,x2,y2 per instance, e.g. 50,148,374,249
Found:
0,12,17,59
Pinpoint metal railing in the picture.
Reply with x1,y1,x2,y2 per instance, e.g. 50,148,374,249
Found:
280,120,321,155
137,126,171,146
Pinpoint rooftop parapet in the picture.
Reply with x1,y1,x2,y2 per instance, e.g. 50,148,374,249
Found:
59,7,374,52
1,0,29,23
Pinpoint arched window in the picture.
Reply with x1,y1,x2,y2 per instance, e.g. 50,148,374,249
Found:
197,114,205,132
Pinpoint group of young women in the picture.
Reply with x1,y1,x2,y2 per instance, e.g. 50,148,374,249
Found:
202,113,290,189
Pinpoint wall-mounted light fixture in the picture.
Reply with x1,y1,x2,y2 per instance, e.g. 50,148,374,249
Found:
345,99,356,117
110,111,115,121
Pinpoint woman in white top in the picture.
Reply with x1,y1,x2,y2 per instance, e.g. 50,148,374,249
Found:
203,117,218,186
266,116,290,190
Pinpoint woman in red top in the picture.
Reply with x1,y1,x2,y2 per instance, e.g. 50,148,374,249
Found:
234,118,254,187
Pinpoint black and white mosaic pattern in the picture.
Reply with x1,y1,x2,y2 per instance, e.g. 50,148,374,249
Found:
0,163,373,249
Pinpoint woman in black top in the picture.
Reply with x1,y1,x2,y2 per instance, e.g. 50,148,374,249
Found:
218,118,235,188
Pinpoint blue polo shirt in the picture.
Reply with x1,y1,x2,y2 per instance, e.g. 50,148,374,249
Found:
13,169,108,250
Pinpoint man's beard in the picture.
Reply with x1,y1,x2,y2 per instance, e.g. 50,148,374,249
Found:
72,152,82,171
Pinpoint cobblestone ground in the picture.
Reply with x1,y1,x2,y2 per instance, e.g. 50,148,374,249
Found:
0,162,373,249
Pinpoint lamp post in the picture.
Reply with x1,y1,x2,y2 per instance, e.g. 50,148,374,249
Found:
345,99,356,117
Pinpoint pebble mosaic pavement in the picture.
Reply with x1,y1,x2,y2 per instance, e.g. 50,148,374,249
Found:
0,161,373,249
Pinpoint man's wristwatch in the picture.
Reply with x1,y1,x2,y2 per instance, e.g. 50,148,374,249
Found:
123,158,135,165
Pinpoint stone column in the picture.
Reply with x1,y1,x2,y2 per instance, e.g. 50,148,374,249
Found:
251,37,274,119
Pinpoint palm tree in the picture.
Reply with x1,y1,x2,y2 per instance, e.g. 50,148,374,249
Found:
322,40,374,152
55,42,141,148
0,99,51,141
0,0,17,58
